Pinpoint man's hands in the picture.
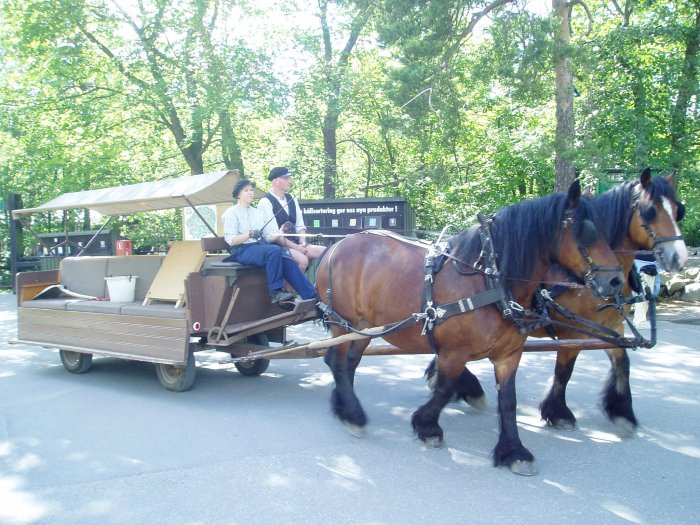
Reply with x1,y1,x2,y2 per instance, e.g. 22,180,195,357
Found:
248,229,262,241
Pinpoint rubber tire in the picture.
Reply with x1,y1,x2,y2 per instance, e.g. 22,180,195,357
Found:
234,333,270,376
155,350,196,392
59,350,93,374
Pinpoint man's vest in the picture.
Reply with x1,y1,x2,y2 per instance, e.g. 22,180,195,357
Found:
266,192,299,243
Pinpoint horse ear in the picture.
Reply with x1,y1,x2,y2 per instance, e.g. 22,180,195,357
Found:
640,167,652,188
665,169,678,188
567,179,581,207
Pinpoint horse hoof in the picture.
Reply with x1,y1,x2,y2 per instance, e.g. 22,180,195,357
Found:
343,422,366,438
612,417,637,437
466,394,487,412
422,436,444,449
510,460,538,476
552,419,576,431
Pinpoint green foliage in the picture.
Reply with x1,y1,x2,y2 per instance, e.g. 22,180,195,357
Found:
116,210,183,252
1,0,699,265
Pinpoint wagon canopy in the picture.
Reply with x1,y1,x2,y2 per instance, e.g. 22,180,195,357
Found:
11,170,256,219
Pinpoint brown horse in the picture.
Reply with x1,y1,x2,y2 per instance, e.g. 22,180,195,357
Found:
426,169,688,435
315,181,624,476
537,169,687,432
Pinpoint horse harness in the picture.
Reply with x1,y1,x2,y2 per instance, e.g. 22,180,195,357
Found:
536,183,669,349
319,213,577,354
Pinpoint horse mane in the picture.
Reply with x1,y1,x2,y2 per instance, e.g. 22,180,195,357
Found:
451,192,602,282
592,181,635,249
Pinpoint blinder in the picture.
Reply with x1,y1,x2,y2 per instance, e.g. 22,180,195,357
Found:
676,202,686,222
557,209,622,296
578,219,598,246
640,205,657,225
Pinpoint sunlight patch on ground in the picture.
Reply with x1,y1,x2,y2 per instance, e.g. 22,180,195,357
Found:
543,478,577,496
299,372,333,388
388,405,414,421
316,454,376,491
655,443,700,458
0,349,41,365
0,475,49,524
448,448,491,468
582,429,624,444
632,366,696,384
0,441,12,457
441,407,465,417
641,345,700,367
546,432,584,443
0,310,16,322
516,414,550,435
265,472,291,487
8,453,41,473
355,365,382,376
600,500,644,524
642,427,700,459
662,395,699,406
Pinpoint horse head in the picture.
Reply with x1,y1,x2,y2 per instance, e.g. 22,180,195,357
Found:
627,168,688,272
554,180,625,299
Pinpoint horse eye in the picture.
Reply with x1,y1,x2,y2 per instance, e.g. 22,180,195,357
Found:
578,219,598,246
640,206,657,224
676,202,686,222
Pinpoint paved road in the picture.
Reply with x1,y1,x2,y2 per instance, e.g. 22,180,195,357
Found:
1,292,699,525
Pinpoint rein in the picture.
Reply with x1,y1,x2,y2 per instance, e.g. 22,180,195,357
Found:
537,271,656,349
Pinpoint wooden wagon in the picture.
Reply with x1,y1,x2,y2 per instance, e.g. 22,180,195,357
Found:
10,170,638,392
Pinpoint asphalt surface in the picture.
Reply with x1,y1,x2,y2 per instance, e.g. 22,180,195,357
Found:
1,292,700,525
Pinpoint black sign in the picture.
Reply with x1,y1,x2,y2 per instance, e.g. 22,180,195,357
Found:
299,197,415,237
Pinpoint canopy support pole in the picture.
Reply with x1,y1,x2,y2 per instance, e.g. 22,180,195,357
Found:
77,217,114,257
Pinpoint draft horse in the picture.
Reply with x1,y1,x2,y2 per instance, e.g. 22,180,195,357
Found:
426,168,688,434
537,169,688,431
315,181,624,475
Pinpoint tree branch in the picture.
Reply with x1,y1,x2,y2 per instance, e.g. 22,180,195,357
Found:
441,0,517,67
565,0,593,36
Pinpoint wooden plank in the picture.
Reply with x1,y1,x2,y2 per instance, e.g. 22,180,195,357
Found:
143,241,205,306
17,308,189,364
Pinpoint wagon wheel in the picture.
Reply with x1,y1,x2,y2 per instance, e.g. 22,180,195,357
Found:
233,333,270,377
59,350,93,374
155,347,196,392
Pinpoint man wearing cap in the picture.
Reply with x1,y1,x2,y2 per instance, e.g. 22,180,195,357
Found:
222,178,316,304
257,166,325,272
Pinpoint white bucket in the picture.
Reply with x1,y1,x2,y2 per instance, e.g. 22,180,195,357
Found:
105,275,138,302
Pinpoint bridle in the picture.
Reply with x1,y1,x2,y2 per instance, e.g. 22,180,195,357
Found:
554,208,622,295
631,183,685,257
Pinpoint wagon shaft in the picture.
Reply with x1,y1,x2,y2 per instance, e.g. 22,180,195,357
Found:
233,335,627,363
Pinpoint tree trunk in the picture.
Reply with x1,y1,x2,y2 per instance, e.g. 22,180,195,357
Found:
181,143,205,175
553,0,576,192
322,113,338,199
670,6,700,171
220,112,244,175
318,1,373,199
